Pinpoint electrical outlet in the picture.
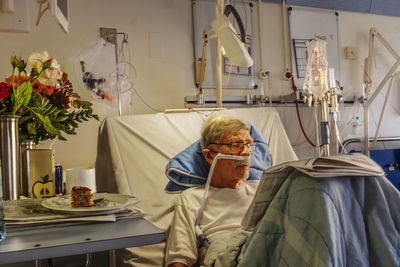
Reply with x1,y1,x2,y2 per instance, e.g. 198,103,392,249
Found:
100,27,117,44
345,46,357,60
0,0,29,33
1,0,15,13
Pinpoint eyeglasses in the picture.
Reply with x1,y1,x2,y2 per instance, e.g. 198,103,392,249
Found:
208,141,256,153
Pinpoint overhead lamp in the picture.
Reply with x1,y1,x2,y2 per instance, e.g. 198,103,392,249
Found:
196,1,253,108
211,11,253,67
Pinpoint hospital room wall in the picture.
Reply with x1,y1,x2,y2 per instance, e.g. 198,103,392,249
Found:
0,0,196,169
0,0,399,169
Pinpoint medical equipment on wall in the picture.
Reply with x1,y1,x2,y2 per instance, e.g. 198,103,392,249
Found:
363,27,400,156
302,38,342,156
196,0,253,108
74,32,134,116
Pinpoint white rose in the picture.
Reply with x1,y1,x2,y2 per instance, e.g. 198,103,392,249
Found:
38,58,62,86
28,51,51,71
28,51,62,86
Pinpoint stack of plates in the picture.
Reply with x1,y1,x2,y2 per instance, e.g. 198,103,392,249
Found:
42,193,140,216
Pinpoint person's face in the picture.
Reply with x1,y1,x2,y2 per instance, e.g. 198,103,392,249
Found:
202,130,253,189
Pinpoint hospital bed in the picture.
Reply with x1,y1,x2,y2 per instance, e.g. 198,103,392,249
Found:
95,107,297,266
342,136,400,191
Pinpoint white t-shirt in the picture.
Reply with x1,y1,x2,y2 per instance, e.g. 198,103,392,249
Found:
165,180,258,267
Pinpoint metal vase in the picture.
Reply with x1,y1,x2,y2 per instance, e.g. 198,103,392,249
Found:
0,115,20,200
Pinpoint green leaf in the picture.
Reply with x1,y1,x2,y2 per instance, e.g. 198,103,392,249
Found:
19,114,34,124
27,122,37,135
42,116,62,137
29,109,62,137
54,116,69,122
42,174,49,183
58,135,67,141
12,81,32,114
46,106,58,115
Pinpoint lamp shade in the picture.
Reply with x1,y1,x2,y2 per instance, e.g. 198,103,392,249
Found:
211,14,253,67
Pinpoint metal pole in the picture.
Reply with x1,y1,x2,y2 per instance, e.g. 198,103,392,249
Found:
103,32,127,116
320,99,330,157
364,58,400,155
216,0,224,108
372,75,395,149
114,35,122,116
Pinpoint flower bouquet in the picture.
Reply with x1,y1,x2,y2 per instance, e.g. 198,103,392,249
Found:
0,51,98,144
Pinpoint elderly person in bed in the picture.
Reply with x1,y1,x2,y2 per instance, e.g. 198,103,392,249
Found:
165,114,259,267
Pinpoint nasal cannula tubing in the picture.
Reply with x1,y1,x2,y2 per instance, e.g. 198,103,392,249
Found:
195,153,248,237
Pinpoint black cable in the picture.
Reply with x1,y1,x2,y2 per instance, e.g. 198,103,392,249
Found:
224,4,246,43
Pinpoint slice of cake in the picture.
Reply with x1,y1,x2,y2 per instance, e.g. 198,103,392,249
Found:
70,186,94,207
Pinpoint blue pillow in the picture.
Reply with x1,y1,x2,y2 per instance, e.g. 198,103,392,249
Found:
165,123,271,193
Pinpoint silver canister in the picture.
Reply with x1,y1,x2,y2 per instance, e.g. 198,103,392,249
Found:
20,140,36,198
0,115,20,200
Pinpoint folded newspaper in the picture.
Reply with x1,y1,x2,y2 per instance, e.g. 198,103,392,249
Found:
241,153,385,230
267,153,384,177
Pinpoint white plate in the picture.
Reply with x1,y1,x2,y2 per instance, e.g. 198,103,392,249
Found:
42,193,140,215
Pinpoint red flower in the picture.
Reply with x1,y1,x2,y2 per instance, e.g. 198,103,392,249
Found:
32,81,54,95
0,82,10,99
5,74,30,88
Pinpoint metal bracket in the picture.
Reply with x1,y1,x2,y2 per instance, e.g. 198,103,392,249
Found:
100,27,117,44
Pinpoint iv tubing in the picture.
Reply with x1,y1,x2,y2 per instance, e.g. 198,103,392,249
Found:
334,118,347,154
291,76,318,147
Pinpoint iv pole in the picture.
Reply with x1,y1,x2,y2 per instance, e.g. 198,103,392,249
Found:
216,0,224,108
303,38,340,157
103,32,128,116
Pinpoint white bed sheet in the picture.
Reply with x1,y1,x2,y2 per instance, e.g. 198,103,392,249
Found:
95,107,297,266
